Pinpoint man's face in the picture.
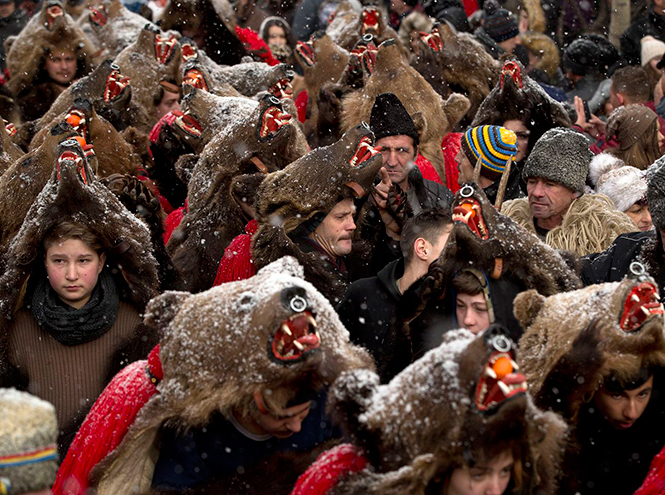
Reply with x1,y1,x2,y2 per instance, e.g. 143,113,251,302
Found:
254,401,312,439
156,90,181,120
455,148,474,185
498,34,521,55
594,375,654,430
44,48,77,86
503,119,529,162
376,135,416,189
0,2,15,17
455,292,490,335
314,198,357,257
526,177,577,221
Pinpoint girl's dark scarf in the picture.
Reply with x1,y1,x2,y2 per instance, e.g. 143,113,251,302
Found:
31,270,120,346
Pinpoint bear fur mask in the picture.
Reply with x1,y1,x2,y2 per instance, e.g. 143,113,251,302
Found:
167,94,308,292
341,38,470,183
89,256,375,493
324,326,567,494
252,123,384,303
326,3,402,52
516,268,665,422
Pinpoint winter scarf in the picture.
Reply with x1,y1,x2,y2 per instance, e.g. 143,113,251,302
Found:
31,270,120,346
501,194,636,256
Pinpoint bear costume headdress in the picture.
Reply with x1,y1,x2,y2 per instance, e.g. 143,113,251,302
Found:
293,326,568,494
54,257,374,494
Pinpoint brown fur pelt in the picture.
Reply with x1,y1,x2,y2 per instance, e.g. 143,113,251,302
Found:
0,138,160,320
412,24,499,126
325,328,568,494
89,257,375,494
0,122,79,259
502,195,637,256
167,94,308,292
516,274,665,423
5,0,95,97
252,124,384,303
30,98,143,177
326,3,403,52
341,39,470,183
113,25,182,124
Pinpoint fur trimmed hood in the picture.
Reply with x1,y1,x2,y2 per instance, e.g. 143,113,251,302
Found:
323,327,567,494
517,269,665,420
0,137,160,318
520,31,560,80
89,257,374,493
5,0,95,97
502,194,637,256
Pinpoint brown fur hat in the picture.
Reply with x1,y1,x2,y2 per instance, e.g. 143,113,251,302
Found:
472,59,571,158
91,256,374,492
113,24,182,122
167,94,309,291
5,0,95,97
516,267,665,421
341,38,470,183
0,137,159,320
520,31,560,81
327,327,567,494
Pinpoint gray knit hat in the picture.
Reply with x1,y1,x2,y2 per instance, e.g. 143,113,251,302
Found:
522,127,592,193
647,156,665,230
0,389,58,495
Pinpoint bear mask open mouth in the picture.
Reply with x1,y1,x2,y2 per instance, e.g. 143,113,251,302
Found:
271,311,320,362
361,9,381,36
183,68,208,92
475,349,526,413
270,78,294,99
296,41,315,67
453,198,489,240
89,6,107,27
620,282,664,332
65,109,89,141
155,34,177,64
500,61,523,90
259,106,292,138
104,68,130,102
5,120,16,137
420,30,443,52
57,140,89,185
173,110,202,138
46,3,63,29
181,43,197,62
349,135,379,168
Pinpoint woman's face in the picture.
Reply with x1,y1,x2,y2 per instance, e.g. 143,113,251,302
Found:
447,450,514,495
502,119,529,163
267,25,287,47
625,202,653,232
45,238,105,309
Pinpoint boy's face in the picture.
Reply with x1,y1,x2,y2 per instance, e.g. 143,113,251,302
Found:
594,375,654,430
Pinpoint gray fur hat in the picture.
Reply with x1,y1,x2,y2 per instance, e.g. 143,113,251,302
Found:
0,389,58,495
597,166,647,212
647,156,665,230
522,127,592,193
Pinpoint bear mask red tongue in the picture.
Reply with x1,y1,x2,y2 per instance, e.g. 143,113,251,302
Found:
89,6,107,27
181,43,198,62
183,69,208,92
270,79,294,99
475,351,527,412
620,282,664,332
361,9,380,35
105,71,130,102
420,31,443,52
260,106,292,138
56,147,88,185
174,110,202,138
452,199,489,240
155,34,177,64
46,4,63,28
296,41,316,66
500,61,523,90
271,312,320,362
349,136,379,168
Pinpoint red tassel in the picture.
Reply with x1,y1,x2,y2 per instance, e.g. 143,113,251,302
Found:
295,90,309,124
53,346,162,495
235,26,280,66
442,132,462,194
213,220,258,286
290,443,367,495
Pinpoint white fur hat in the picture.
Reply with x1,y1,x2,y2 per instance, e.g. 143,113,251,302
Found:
641,35,665,67
588,153,625,187
597,166,647,212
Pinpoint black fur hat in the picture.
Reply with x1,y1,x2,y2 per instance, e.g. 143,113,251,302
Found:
370,93,420,147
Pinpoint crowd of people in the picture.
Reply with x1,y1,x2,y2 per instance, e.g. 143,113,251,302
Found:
2,0,665,493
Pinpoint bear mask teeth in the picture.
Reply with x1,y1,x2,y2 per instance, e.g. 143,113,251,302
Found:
620,282,664,332
174,110,202,138
270,79,294,100
360,9,381,36
5,120,16,137
500,61,523,90
271,312,320,362
420,30,443,52
89,6,107,27
260,106,292,138
104,70,130,102
452,199,489,240
65,109,88,140
296,41,315,67
183,69,208,92
181,43,198,62
154,34,177,65
56,146,88,185
475,350,527,413
349,135,379,169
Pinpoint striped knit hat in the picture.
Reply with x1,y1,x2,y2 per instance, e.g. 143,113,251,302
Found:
461,125,518,181
0,389,58,495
